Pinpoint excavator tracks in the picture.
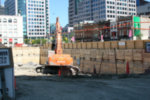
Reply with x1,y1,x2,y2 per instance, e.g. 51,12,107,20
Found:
36,65,79,76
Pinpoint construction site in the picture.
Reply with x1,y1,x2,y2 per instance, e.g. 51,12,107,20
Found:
0,17,148,100
11,38,150,100
0,0,150,99
13,39,150,100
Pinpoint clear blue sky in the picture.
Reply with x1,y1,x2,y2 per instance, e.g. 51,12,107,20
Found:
50,0,68,27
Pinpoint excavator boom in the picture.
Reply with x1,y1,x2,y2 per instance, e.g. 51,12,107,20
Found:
55,17,63,54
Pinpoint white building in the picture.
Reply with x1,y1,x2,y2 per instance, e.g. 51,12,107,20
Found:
69,0,137,27
0,15,23,47
140,16,150,40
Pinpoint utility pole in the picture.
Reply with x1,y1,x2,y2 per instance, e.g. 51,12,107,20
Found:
149,26,150,39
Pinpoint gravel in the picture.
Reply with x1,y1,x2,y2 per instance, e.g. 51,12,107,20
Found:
15,64,150,100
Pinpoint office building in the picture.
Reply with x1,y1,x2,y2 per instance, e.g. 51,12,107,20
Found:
50,23,56,34
137,2,150,16
69,0,137,27
139,0,149,6
0,6,5,15
0,15,23,47
5,0,50,38
136,0,140,6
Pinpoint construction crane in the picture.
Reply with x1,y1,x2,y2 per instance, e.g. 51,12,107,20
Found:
36,17,79,76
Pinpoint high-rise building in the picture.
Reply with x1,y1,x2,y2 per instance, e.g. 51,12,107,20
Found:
139,0,150,6
69,0,137,27
137,2,150,16
5,0,16,15
5,0,50,39
0,0,5,15
0,6,5,15
136,0,140,6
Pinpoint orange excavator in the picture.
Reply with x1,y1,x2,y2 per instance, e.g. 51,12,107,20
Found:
36,17,79,76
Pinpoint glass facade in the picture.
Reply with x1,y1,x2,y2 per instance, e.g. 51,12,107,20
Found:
18,0,27,36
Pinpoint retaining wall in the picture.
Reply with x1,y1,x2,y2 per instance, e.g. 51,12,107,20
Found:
12,47,40,64
64,40,150,75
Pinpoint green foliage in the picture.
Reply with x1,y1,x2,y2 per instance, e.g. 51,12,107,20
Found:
24,39,30,44
24,38,47,45
69,32,75,38
62,36,69,43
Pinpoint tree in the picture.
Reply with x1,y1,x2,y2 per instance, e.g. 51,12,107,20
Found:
24,39,30,44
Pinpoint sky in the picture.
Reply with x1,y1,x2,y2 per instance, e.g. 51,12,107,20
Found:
50,0,68,27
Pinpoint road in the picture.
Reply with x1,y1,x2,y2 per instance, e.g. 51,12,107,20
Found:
15,65,150,100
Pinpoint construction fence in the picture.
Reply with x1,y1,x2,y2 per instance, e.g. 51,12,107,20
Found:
64,40,150,75
40,40,150,75
12,47,40,64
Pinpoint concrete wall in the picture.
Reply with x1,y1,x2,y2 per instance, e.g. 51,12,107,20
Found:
12,47,40,64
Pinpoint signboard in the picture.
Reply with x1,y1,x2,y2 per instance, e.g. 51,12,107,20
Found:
133,16,141,36
118,42,125,46
145,42,150,53
0,48,13,68
0,49,10,66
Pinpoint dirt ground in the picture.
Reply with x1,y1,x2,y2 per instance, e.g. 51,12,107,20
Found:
15,64,150,100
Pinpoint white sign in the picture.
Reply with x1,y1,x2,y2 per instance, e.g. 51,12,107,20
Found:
118,42,125,46
0,49,10,66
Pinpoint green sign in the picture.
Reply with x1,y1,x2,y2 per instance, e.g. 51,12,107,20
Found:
133,16,140,36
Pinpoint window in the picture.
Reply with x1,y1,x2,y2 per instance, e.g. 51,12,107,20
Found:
14,39,17,44
8,19,12,23
14,19,17,23
3,18,7,23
